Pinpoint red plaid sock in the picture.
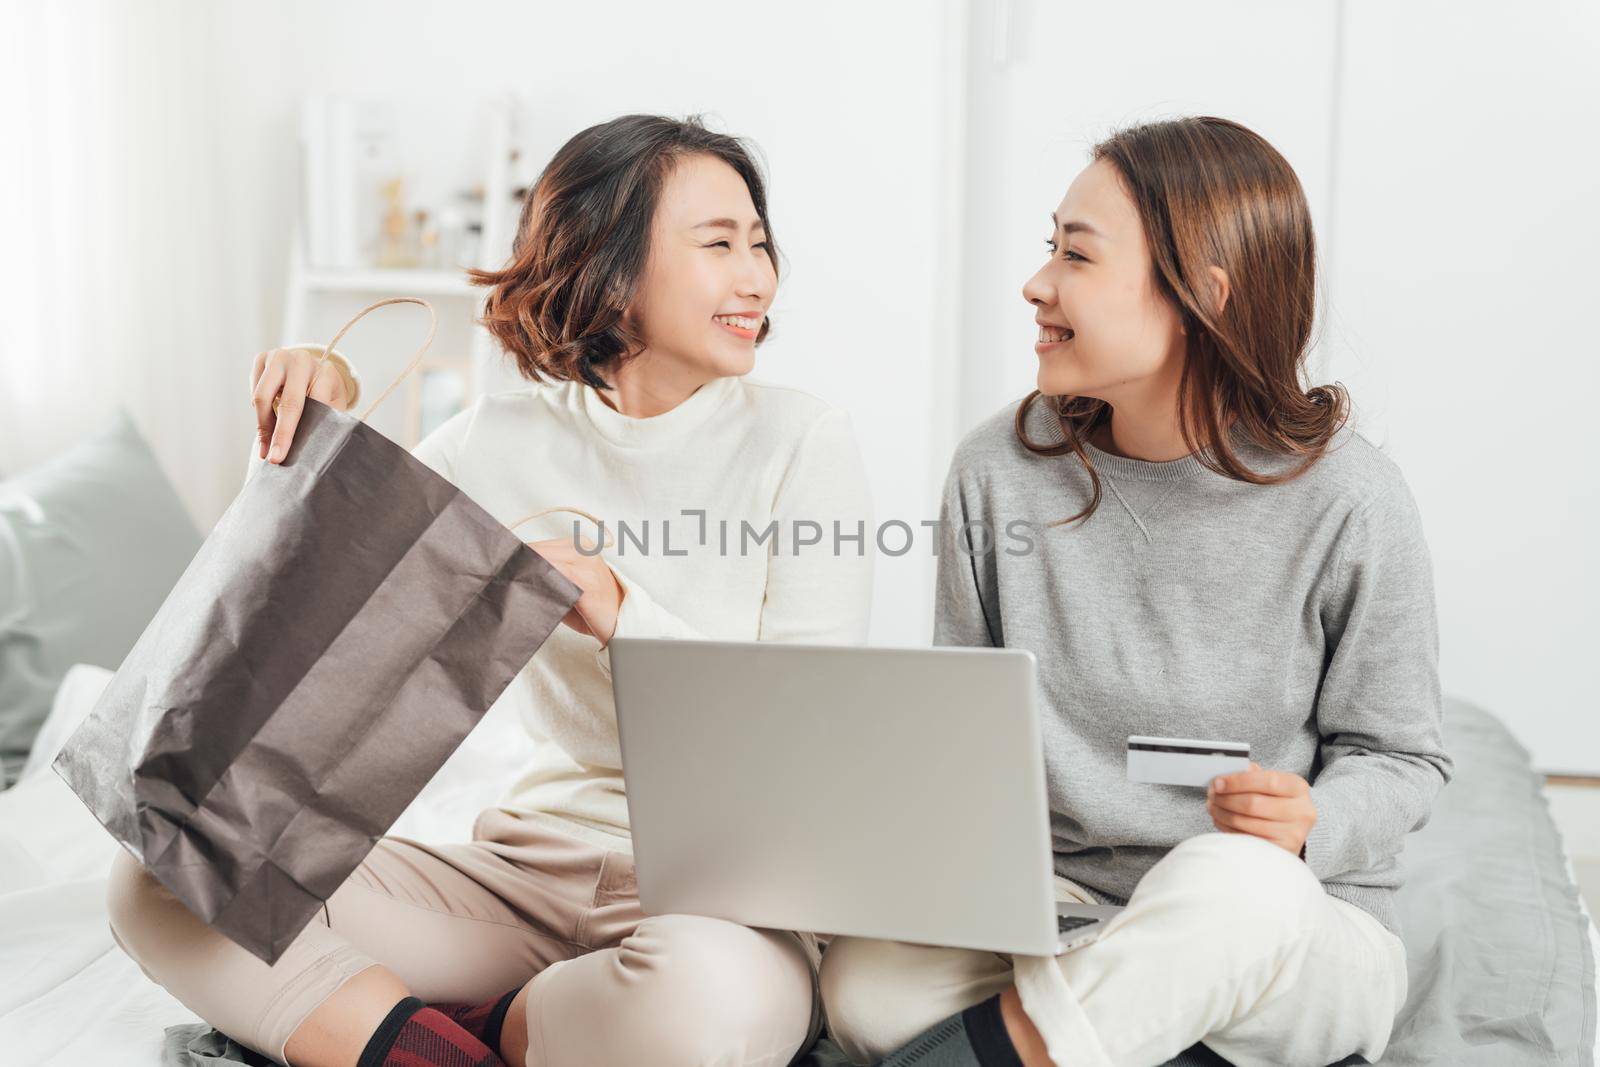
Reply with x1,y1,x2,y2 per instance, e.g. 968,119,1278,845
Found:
356,996,506,1067
428,988,520,1056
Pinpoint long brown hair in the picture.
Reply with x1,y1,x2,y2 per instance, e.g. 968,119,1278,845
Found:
467,114,778,389
1016,116,1349,527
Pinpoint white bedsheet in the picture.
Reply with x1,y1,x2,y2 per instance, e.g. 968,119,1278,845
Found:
0,663,538,1066
1589,904,1600,1060
1563,835,1600,1063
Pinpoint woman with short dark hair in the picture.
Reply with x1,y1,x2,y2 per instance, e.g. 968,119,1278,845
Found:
106,114,873,1067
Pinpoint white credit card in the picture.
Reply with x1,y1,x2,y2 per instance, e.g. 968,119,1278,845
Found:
1127,736,1250,788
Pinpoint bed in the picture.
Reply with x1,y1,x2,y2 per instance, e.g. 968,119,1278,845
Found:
0,668,1594,1066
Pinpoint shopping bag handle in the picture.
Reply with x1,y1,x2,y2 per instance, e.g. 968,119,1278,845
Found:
306,296,440,424
508,508,618,643
507,508,615,550
315,298,615,554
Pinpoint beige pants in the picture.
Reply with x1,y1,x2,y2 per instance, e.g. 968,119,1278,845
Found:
821,833,1408,1067
105,806,821,1067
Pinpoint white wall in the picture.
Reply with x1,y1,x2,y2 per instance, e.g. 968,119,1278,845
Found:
959,0,1600,772
1326,0,1600,773
193,0,969,648
958,0,1343,429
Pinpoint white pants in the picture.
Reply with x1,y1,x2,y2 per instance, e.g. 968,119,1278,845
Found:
820,833,1408,1067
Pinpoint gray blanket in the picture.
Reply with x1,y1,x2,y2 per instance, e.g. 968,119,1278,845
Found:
162,698,1596,1066
1380,698,1595,1064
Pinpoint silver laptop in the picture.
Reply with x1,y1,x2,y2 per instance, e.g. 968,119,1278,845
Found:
609,637,1123,956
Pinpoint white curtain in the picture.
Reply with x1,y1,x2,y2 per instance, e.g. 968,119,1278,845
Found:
0,0,249,528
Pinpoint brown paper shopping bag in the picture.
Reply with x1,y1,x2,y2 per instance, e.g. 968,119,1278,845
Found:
54,297,582,964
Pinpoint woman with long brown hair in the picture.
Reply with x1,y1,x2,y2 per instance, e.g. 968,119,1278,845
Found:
105,114,872,1067
819,117,1451,1067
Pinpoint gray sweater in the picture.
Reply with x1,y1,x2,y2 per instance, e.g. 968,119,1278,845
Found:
935,397,1454,936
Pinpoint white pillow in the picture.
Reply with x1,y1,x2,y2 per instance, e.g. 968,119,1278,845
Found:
0,664,121,892
20,662,114,785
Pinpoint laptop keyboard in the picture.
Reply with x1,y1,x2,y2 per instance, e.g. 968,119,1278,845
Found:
1057,915,1098,934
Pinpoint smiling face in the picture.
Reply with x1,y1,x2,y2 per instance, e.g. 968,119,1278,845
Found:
1022,158,1187,404
625,153,776,383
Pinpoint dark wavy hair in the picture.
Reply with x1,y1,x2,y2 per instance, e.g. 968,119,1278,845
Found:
467,114,778,389
1017,116,1351,527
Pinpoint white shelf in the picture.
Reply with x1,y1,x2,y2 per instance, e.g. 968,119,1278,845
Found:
299,268,480,298
282,94,519,448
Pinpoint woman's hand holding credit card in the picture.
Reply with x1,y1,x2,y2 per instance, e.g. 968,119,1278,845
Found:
1127,736,1318,860
1207,761,1317,859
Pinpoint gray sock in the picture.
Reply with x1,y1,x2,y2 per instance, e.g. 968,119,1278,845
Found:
875,993,1025,1067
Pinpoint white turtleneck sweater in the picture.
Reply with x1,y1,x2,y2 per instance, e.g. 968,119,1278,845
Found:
247,371,874,850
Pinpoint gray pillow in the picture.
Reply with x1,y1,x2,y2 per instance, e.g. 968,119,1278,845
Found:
0,410,201,788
